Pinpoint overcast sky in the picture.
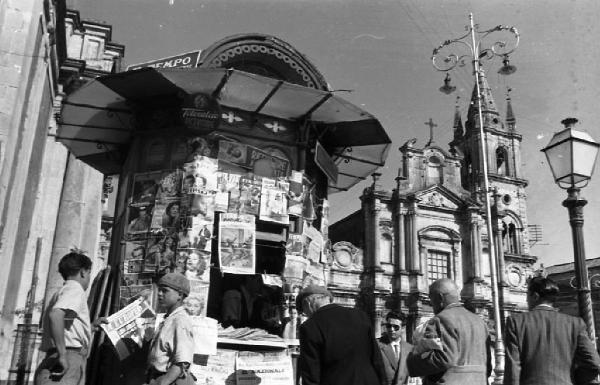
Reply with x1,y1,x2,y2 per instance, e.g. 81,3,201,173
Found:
72,0,600,268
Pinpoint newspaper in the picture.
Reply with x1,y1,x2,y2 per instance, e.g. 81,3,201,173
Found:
236,351,294,385
218,213,256,274
101,298,155,360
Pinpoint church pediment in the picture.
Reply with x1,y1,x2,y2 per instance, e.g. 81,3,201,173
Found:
416,186,467,210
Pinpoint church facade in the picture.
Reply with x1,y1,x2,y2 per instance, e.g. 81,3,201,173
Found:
328,72,537,335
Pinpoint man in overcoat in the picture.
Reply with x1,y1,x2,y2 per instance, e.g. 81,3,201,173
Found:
378,311,412,385
407,278,492,385
297,285,386,385
504,276,600,385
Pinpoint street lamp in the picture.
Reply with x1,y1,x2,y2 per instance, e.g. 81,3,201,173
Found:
431,13,520,384
541,117,600,342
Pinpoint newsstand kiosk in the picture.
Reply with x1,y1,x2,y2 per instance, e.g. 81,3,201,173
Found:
56,34,391,385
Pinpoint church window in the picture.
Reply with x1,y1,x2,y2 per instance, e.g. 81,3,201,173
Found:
496,147,509,176
380,233,393,264
427,250,450,285
427,155,443,185
501,216,521,254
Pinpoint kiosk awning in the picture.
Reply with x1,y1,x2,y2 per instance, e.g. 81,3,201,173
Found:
57,67,391,193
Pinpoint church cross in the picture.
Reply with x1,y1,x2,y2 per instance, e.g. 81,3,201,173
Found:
425,118,438,146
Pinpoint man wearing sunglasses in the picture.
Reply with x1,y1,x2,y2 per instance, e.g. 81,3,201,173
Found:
378,312,413,385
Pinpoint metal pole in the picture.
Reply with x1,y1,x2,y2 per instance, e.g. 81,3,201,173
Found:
469,13,505,384
563,187,597,343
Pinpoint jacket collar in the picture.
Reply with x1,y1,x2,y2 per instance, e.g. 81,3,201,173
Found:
532,304,558,312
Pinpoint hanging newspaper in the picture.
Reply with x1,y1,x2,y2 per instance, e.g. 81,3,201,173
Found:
190,316,218,355
101,298,155,360
218,213,255,274
190,349,237,385
287,170,305,217
302,224,323,263
283,254,308,286
236,350,294,385
259,178,289,225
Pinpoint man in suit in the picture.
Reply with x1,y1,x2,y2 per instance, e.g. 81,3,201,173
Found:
378,311,413,385
407,278,492,385
504,276,600,385
297,285,386,385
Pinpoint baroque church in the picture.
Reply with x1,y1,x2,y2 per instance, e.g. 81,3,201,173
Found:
328,71,537,336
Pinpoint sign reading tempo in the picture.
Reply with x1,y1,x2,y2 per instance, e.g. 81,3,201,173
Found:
126,50,201,71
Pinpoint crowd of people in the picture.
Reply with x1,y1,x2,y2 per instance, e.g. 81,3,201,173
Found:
34,250,600,385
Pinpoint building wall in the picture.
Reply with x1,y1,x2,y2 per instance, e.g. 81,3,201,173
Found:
0,1,123,381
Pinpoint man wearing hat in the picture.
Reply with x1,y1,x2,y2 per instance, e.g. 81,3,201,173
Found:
297,285,386,385
147,273,195,385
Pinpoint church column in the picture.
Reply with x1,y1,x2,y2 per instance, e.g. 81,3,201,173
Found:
407,199,420,272
469,212,482,278
452,242,463,290
373,199,382,269
419,244,427,278
397,208,407,271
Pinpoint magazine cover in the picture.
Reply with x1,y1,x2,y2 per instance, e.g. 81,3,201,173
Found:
239,175,261,216
184,249,211,283
288,170,304,217
146,233,178,272
259,178,289,224
156,170,182,199
126,204,153,236
285,234,304,256
130,171,161,206
218,213,256,274
187,193,216,222
150,197,181,231
189,216,213,253
215,172,242,213
182,156,218,194
185,281,210,317
303,263,326,287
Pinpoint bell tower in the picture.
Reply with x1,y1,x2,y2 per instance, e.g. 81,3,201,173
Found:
451,71,536,313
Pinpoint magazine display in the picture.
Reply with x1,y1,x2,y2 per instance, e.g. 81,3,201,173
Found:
218,213,256,275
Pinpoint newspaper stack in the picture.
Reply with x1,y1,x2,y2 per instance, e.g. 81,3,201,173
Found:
217,325,285,342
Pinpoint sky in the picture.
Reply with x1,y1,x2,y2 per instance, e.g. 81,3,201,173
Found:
71,0,600,268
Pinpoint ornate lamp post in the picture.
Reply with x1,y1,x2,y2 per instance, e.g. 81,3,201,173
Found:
431,13,519,384
541,117,600,343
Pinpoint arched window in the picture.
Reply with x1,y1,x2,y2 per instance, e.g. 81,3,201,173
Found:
427,155,442,185
501,215,521,254
496,147,509,176
380,233,393,264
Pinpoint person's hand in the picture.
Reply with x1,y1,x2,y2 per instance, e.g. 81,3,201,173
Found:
92,317,109,332
50,355,69,379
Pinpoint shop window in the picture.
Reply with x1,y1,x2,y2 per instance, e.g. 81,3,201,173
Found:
380,233,392,264
427,250,450,285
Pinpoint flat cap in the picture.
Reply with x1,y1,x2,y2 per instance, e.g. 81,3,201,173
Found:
296,285,332,310
158,272,190,297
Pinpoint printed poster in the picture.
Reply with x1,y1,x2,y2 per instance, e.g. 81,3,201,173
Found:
182,156,218,194
236,351,294,385
259,178,289,225
190,349,237,385
218,213,256,274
